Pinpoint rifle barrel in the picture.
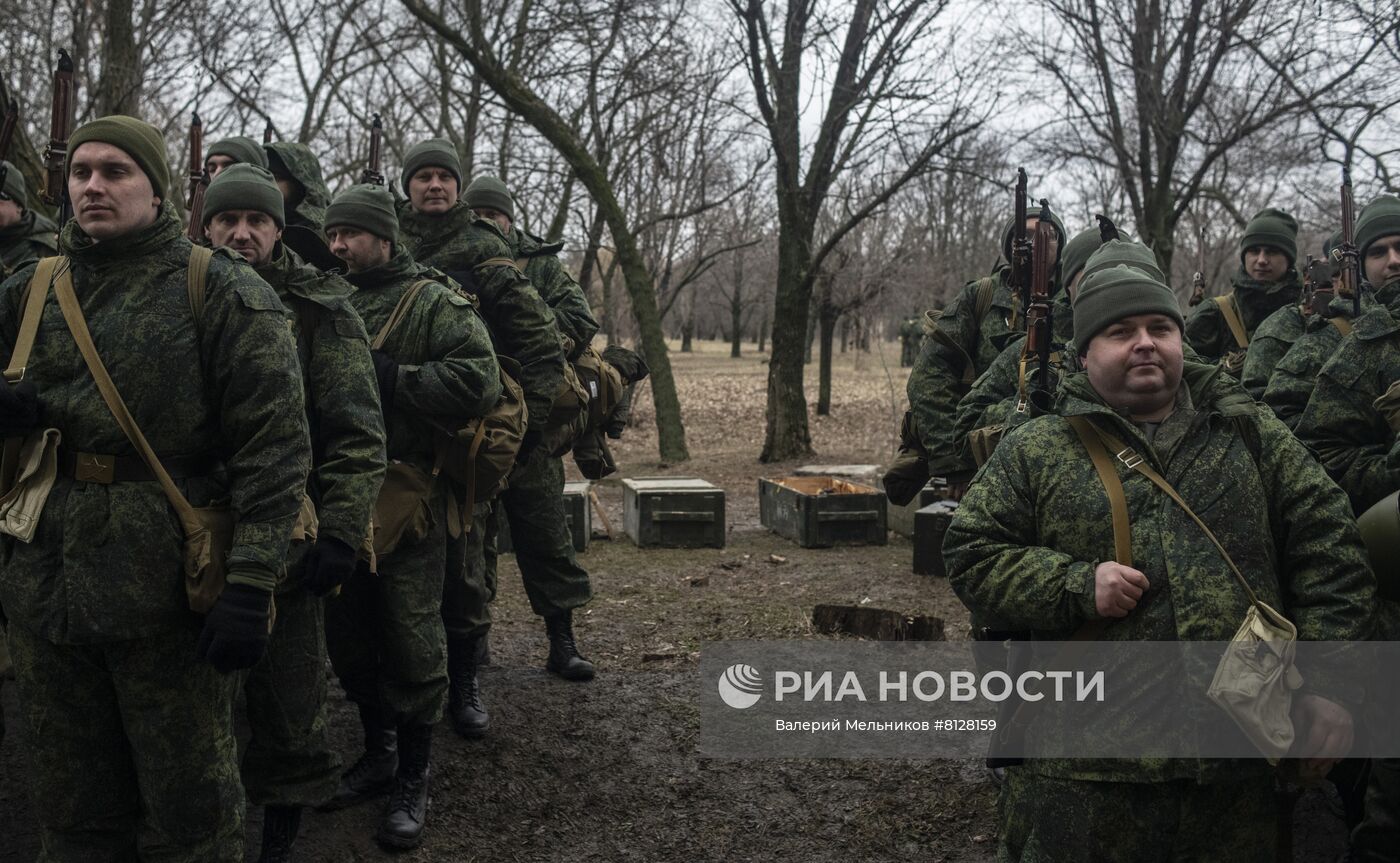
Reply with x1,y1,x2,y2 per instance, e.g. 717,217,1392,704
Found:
42,50,75,224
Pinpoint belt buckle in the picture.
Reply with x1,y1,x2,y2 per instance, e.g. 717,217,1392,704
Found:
75,453,116,484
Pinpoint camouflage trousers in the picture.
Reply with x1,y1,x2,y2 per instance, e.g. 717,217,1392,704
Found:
238,547,340,808
997,768,1276,862
1352,758,1400,862
6,620,244,862
440,502,496,640
326,487,449,726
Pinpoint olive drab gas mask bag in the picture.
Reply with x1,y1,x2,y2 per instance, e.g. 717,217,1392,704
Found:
1,258,63,541
1068,415,1302,764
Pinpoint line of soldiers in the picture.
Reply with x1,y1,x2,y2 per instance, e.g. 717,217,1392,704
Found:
895,179,1400,861
0,111,646,861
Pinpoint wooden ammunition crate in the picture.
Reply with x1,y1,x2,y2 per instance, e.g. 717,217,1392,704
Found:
759,476,888,548
913,501,959,577
496,480,592,554
622,477,726,548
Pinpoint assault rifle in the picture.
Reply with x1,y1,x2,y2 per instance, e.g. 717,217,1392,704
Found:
263,121,274,145
1095,214,1119,243
1025,199,1057,413
41,49,75,227
1010,168,1032,330
1303,254,1338,319
1337,167,1361,317
186,113,208,242
1189,226,1207,307
361,113,384,186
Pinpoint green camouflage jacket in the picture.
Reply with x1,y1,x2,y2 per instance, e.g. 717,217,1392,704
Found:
344,245,501,476
1184,269,1301,363
509,227,598,360
907,267,1019,475
255,246,386,554
264,142,331,232
0,209,59,279
396,201,564,426
1240,303,1308,400
1260,287,1394,431
945,362,1375,781
0,202,311,643
1295,297,1400,513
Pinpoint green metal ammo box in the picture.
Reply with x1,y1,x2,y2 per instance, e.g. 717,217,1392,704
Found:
622,477,726,548
759,476,888,548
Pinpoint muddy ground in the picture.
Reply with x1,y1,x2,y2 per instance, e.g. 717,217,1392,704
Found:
0,340,1348,861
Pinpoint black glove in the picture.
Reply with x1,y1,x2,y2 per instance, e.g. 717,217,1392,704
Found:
302,537,359,596
196,583,271,673
0,381,42,437
371,351,399,410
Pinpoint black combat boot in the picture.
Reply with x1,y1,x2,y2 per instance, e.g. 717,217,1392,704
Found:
319,703,397,811
256,805,302,863
545,610,596,681
446,635,490,738
376,723,433,850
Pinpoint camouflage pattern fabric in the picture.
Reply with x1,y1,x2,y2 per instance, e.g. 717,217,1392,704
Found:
441,502,495,640
509,226,599,361
996,768,1276,863
1352,758,1400,861
1263,283,1399,431
0,209,58,278
8,619,245,862
397,200,566,427
1183,268,1301,363
239,246,386,807
1239,302,1306,400
495,448,592,617
0,199,309,642
1295,302,1400,513
906,268,1018,476
264,142,332,233
944,361,1376,784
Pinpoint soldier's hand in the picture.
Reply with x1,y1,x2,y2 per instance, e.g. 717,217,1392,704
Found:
370,351,399,409
196,583,271,673
0,381,42,437
302,537,359,597
1291,693,1354,779
1094,562,1149,618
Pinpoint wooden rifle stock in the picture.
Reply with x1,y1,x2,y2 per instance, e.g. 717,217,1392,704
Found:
42,50,75,226
1026,199,1057,411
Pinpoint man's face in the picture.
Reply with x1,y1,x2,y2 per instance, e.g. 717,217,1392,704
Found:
1066,269,1085,302
1084,314,1184,420
69,142,160,241
408,167,458,215
327,226,392,273
206,209,282,267
471,206,512,235
1364,235,1400,288
0,197,21,229
205,154,236,179
1244,245,1289,283
274,177,303,209
1027,217,1060,260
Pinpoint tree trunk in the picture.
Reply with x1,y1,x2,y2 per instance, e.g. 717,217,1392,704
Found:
803,302,818,365
94,0,141,116
817,301,837,416
840,318,849,353
758,311,767,353
761,215,817,462
680,320,693,352
730,288,743,359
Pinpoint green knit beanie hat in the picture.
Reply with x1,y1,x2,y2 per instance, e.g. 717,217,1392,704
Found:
1,160,26,203
1000,204,1067,264
1073,264,1184,344
401,138,462,192
325,183,398,240
68,115,171,202
202,164,285,228
1356,196,1400,259
1081,239,1167,285
206,136,269,170
1239,207,1299,265
1060,228,1105,288
463,176,514,222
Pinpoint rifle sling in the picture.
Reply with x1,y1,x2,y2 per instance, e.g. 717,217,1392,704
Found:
1214,294,1250,350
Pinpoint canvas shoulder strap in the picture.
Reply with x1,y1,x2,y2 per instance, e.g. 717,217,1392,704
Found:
974,275,998,325
1065,416,1133,567
1214,293,1250,350
371,279,433,350
186,245,214,323
6,256,61,384
47,262,203,534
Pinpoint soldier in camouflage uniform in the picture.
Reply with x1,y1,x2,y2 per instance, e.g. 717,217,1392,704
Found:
0,161,58,278
898,315,921,367
464,175,598,687
1271,212,1400,434
1294,196,1400,515
322,184,502,849
205,134,268,179
264,142,332,233
394,141,571,740
0,116,310,862
906,206,1065,487
202,165,387,862
1184,207,1301,374
944,264,1375,862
